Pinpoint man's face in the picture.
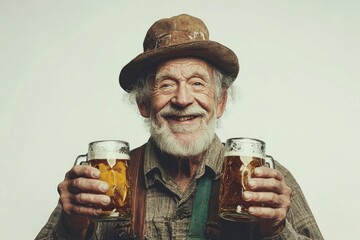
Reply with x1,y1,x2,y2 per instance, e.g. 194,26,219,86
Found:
138,58,227,157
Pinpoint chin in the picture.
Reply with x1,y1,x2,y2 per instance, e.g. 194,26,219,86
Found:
151,126,215,157
148,111,217,157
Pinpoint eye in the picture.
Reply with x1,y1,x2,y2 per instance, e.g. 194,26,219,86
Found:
161,81,175,88
157,79,176,93
193,82,204,86
189,78,206,90
160,83,172,89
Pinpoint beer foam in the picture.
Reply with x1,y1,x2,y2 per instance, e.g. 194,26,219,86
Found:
224,138,265,158
88,151,129,160
87,140,130,160
107,158,116,168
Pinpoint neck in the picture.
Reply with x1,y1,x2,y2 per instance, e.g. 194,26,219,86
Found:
160,153,203,193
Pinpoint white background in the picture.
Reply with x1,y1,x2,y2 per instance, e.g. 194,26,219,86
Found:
1,1,359,239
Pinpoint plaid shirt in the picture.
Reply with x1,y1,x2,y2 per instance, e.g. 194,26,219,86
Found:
36,136,323,239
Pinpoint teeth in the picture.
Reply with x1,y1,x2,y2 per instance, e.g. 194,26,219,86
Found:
175,116,194,121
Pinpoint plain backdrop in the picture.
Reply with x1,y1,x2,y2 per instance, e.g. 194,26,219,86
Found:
1,1,359,239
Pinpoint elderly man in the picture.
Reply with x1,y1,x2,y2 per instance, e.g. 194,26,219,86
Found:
37,14,323,240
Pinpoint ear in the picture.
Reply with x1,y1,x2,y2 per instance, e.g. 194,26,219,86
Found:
136,99,150,118
216,90,228,118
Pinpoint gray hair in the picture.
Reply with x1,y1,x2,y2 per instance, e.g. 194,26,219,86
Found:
129,65,235,107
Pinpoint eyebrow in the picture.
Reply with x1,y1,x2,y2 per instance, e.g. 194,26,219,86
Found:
155,70,211,83
155,72,172,82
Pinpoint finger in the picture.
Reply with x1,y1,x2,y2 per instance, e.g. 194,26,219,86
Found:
62,200,103,217
243,191,286,207
60,193,110,217
69,178,109,194
72,193,111,207
247,178,284,193
248,206,286,221
66,165,100,180
253,167,284,181
243,191,291,210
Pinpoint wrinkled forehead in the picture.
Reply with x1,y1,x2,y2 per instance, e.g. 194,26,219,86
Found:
154,57,214,81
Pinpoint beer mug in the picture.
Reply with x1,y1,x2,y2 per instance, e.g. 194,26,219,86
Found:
219,138,275,222
74,140,132,221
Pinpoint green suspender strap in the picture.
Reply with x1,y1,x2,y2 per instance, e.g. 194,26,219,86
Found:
187,173,213,240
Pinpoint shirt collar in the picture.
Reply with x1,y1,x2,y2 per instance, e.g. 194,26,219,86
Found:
143,135,224,188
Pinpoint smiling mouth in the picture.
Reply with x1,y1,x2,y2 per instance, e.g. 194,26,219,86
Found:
165,115,199,122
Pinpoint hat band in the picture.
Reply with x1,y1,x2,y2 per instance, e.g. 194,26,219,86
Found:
145,30,208,51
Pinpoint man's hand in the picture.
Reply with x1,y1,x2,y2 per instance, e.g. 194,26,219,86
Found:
242,166,292,237
57,165,110,238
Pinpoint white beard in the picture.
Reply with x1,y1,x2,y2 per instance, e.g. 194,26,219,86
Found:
147,105,217,157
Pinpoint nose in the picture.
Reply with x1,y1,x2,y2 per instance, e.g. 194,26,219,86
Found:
171,83,194,107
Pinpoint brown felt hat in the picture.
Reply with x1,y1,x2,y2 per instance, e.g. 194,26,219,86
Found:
119,14,239,92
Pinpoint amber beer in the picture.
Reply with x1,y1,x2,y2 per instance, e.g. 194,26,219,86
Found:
89,158,131,220
219,138,273,222
75,140,131,221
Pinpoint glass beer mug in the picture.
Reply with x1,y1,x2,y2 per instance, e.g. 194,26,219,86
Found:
219,138,275,222
74,140,132,221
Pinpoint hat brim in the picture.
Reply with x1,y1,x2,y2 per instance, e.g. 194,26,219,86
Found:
119,40,239,92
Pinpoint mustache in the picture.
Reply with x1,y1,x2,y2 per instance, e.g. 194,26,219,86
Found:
157,105,207,118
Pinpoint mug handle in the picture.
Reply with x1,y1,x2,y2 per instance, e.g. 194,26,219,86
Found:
73,154,88,166
265,155,276,169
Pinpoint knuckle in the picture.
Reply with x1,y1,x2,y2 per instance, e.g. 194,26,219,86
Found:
270,193,278,204
75,193,94,205
270,208,278,218
62,204,72,214
252,192,260,201
283,196,292,208
271,178,278,187
278,193,291,211
275,170,283,180
75,193,86,204
59,194,68,205
278,209,287,219
72,178,82,188
285,186,292,196
261,207,274,218
76,165,87,174
72,165,82,173
281,184,292,198
73,206,82,215
268,179,280,191
271,209,279,219
72,165,87,178
285,201,291,211
80,165,94,177
259,178,266,186
57,182,66,194
65,167,78,179
64,170,71,179
91,180,101,189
